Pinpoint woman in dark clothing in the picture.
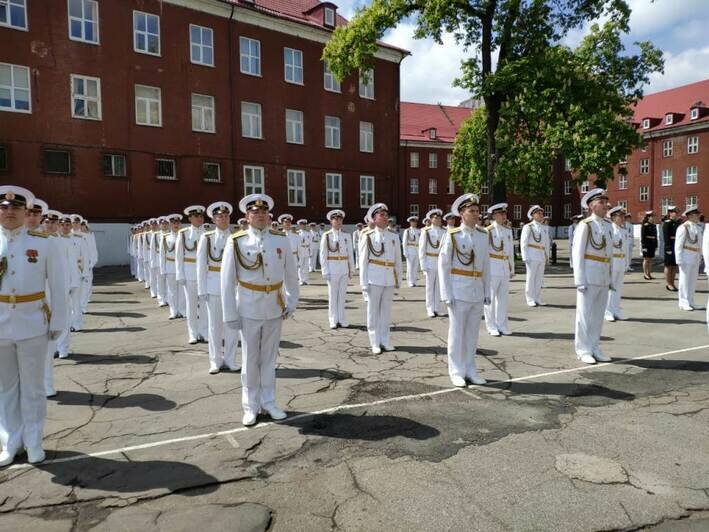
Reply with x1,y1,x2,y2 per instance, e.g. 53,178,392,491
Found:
662,206,681,291
641,211,658,279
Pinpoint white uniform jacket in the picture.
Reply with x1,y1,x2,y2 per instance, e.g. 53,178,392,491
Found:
159,231,179,275
486,222,515,278
675,221,703,266
221,227,299,322
610,224,630,271
197,228,230,297
438,225,491,303
285,230,300,261
418,226,446,270
358,228,403,288
71,231,90,280
319,229,355,277
297,230,312,257
175,226,203,283
572,215,615,287
401,228,421,254
520,221,550,262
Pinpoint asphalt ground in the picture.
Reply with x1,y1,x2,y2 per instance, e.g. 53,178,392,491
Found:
1,243,708,532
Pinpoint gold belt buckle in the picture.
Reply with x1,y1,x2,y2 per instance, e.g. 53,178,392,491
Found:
8,295,16,305
265,284,271,293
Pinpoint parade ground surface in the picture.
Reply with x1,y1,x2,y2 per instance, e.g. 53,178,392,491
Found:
2,244,708,532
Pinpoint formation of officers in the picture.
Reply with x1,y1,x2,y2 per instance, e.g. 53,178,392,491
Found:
1,183,707,468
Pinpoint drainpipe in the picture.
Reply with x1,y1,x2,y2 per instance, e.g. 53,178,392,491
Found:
227,3,237,206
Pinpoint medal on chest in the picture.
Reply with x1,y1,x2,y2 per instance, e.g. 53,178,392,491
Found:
27,249,39,263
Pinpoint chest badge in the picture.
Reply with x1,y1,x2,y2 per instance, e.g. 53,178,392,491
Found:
27,249,39,263
277,248,283,259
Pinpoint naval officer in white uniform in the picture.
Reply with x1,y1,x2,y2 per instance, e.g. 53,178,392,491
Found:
176,205,208,344
419,209,446,317
521,205,551,306
483,203,515,336
675,207,703,311
319,209,355,329
401,216,421,287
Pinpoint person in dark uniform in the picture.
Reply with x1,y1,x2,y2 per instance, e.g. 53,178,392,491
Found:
641,210,658,280
662,206,681,291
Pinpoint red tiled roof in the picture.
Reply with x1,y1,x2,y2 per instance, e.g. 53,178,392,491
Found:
400,102,474,143
633,78,709,133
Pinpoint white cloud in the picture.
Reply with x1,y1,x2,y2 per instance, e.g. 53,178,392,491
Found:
647,46,709,93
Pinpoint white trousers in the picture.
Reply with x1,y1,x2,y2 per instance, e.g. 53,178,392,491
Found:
71,285,83,331
165,273,184,318
80,275,91,313
183,280,208,341
404,250,419,286
130,256,136,276
605,268,626,319
56,290,73,355
205,295,240,370
678,262,700,309
136,258,144,282
365,284,394,348
484,275,510,333
143,260,151,288
575,284,607,357
298,253,310,284
424,269,443,315
240,317,282,415
148,266,158,298
309,246,319,271
327,274,349,327
525,260,545,305
0,334,48,453
447,299,483,379
153,269,166,305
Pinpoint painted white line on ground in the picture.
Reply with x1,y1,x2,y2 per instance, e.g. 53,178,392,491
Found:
8,343,709,470
224,434,240,449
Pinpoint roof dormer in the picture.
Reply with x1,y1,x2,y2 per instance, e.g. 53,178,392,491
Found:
428,128,437,140
303,2,338,29
690,101,706,120
641,117,661,130
664,112,684,125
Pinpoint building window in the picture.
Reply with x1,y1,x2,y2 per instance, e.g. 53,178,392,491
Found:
359,175,374,208
241,101,262,139
284,109,304,144
428,128,437,140
135,84,161,127
686,166,698,184
618,174,628,190
359,121,373,153
581,180,590,193
665,114,673,125
690,108,699,120
544,205,552,218
563,203,571,220
44,149,71,175
447,153,452,169
427,204,437,211
190,25,213,67
359,68,374,99
513,205,522,220
71,74,101,120
686,195,697,211
324,6,335,27
428,178,438,194
0,0,27,30
284,48,303,85
564,158,572,171
661,169,672,186
639,186,649,202
133,11,160,56
640,158,649,174
410,152,419,168
563,180,572,195
0,145,8,171
239,37,261,76
202,161,221,183
0,63,30,113
324,116,341,149
287,169,306,206
661,197,672,215
102,153,126,177
191,93,215,133
642,118,650,129
325,173,342,207
662,139,673,157
448,178,455,194
410,178,419,194
480,182,489,195
409,204,419,217
687,136,699,154
68,0,99,44
155,158,176,181
617,200,628,211
244,165,264,195
323,60,341,93
428,152,437,168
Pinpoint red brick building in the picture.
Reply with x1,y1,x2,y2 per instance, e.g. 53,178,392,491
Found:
605,79,709,221
399,102,576,228
1,0,406,222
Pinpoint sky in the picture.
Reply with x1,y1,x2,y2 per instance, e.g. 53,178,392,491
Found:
334,0,709,105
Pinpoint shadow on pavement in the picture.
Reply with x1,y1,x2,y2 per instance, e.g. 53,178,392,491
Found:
89,300,141,304
93,291,132,295
66,353,156,365
84,311,146,318
79,326,146,333
50,391,177,411
392,326,432,333
615,358,709,372
284,412,440,441
541,304,577,310
396,345,446,355
484,381,636,401
511,331,614,341
276,367,352,380
625,317,705,325
279,340,303,349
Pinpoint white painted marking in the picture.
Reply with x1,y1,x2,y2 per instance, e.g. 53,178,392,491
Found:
224,434,240,449
8,343,709,470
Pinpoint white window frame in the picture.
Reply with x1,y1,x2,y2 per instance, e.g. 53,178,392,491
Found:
563,203,571,220
324,115,341,149
324,6,335,27
285,109,304,145
563,180,572,195
191,93,215,133
359,175,374,208
155,158,176,181
287,169,306,207
427,203,438,212
665,114,673,125
103,153,126,177
581,180,590,193
447,153,452,169
134,84,162,127
243,165,264,195
448,178,455,194
70,74,101,120
690,108,699,120
513,204,522,220
359,68,374,99
428,152,437,168
202,161,221,183
0,62,31,113
618,200,628,211
68,0,99,44
133,10,160,56
661,197,672,215
639,186,649,202
410,177,419,194
428,178,437,194
661,168,672,186
284,47,303,85
239,36,261,76
190,24,214,67
359,121,373,153
0,0,27,31
686,195,698,211
480,182,489,195
544,205,552,218
241,101,262,139
687,136,698,154
323,60,341,93
663,139,673,157
410,152,419,168
686,166,698,184
618,174,628,190
429,128,437,140
640,158,649,174
642,118,650,129
409,204,419,217
325,172,342,208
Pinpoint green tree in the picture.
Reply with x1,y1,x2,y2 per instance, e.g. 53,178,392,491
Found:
323,0,663,201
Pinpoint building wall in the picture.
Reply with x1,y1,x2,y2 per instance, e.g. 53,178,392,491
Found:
1,0,402,223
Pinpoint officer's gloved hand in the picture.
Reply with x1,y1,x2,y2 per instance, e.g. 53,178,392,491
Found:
577,285,587,293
